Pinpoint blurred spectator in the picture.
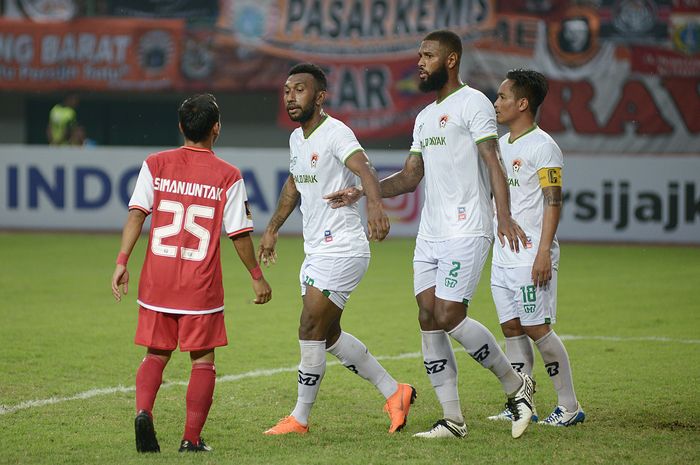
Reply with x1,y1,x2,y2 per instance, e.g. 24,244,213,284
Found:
69,125,97,147
47,95,79,145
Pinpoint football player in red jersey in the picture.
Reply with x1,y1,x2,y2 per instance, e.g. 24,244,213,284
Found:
111,94,271,453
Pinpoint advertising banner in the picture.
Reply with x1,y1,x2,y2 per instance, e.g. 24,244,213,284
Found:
1,146,698,244
0,18,184,90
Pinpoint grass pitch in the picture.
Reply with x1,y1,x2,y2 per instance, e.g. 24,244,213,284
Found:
0,233,698,465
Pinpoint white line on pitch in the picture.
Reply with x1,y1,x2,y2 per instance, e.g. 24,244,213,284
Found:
1,334,697,416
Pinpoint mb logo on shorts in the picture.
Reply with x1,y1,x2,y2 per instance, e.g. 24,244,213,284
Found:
424,359,448,374
298,370,321,386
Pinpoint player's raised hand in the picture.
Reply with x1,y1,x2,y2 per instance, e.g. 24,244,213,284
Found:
366,200,390,241
111,265,129,302
258,230,278,267
531,250,552,288
497,215,528,253
252,276,272,304
323,186,363,209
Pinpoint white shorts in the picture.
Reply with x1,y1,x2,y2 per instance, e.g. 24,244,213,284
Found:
490,264,558,326
413,236,491,304
299,255,370,310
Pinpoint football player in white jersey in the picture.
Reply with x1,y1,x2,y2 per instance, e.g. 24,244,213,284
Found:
325,31,536,439
488,69,585,427
258,63,416,436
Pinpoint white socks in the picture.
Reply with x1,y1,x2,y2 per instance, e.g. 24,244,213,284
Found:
421,330,463,423
448,317,522,395
535,330,578,411
505,334,535,375
290,340,326,426
326,331,398,399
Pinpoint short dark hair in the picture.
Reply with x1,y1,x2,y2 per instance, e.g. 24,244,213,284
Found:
178,94,219,142
506,69,549,116
288,63,328,91
424,30,463,62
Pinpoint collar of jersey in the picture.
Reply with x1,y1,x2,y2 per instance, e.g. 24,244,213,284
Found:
302,114,329,139
436,83,468,105
181,145,214,153
507,124,538,144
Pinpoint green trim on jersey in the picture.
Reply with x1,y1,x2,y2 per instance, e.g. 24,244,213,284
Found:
342,148,364,165
462,298,470,306
303,114,329,139
475,134,498,144
409,150,423,156
508,124,538,144
322,289,331,297
436,83,468,105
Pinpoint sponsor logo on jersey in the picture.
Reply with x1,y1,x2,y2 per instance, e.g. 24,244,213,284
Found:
439,114,449,128
153,177,223,200
458,206,466,221
508,177,520,187
311,153,319,168
421,136,446,148
293,174,318,183
324,229,333,242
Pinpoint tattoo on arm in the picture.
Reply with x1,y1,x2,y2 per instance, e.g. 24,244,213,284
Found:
268,175,300,231
380,154,424,197
543,186,562,207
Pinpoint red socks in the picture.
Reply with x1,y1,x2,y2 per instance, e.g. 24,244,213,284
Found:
135,354,166,415
183,362,216,444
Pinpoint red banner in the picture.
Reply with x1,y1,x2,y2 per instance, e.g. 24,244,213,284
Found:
0,18,184,90
276,59,434,140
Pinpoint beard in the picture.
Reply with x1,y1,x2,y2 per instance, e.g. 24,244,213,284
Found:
287,102,315,123
419,64,449,93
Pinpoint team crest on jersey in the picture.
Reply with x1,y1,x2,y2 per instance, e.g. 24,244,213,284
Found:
458,206,466,221
324,230,333,242
525,235,533,249
439,114,449,128
512,159,523,173
311,153,319,168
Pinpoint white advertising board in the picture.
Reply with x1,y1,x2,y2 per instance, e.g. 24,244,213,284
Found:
1,146,698,244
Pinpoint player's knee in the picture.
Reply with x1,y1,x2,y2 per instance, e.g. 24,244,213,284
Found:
501,319,525,337
298,315,325,340
417,306,438,330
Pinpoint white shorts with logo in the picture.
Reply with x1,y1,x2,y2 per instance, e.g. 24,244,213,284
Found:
490,264,558,326
299,255,370,310
413,236,491,304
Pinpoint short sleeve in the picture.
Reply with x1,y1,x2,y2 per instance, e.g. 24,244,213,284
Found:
224,178,254,237
128,161,154,214
534,141,564,170
331,124,363,164
409,115,423,155
463,92,498,144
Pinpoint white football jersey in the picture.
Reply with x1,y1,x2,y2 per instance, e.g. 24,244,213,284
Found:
289,115,370,257
410,85,498,241
492,125,563,268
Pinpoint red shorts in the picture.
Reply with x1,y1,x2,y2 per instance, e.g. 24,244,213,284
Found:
134,307,228,352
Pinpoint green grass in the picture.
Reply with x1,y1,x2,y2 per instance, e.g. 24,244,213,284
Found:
1,234,699,465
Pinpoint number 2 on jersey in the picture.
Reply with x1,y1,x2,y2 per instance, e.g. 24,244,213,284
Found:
151,200,214,261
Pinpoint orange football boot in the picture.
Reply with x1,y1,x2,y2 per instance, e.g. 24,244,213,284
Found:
263,416,309,435
383,383,417,433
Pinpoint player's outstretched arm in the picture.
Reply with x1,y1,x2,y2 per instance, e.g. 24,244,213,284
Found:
232,232,272,304
258,174,300,266
111,209,147,302
532,184,562,287
344,150,390,241
478,139,527,252
324,153,424,208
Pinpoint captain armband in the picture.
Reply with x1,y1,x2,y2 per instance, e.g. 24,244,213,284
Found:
537,167,562,188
